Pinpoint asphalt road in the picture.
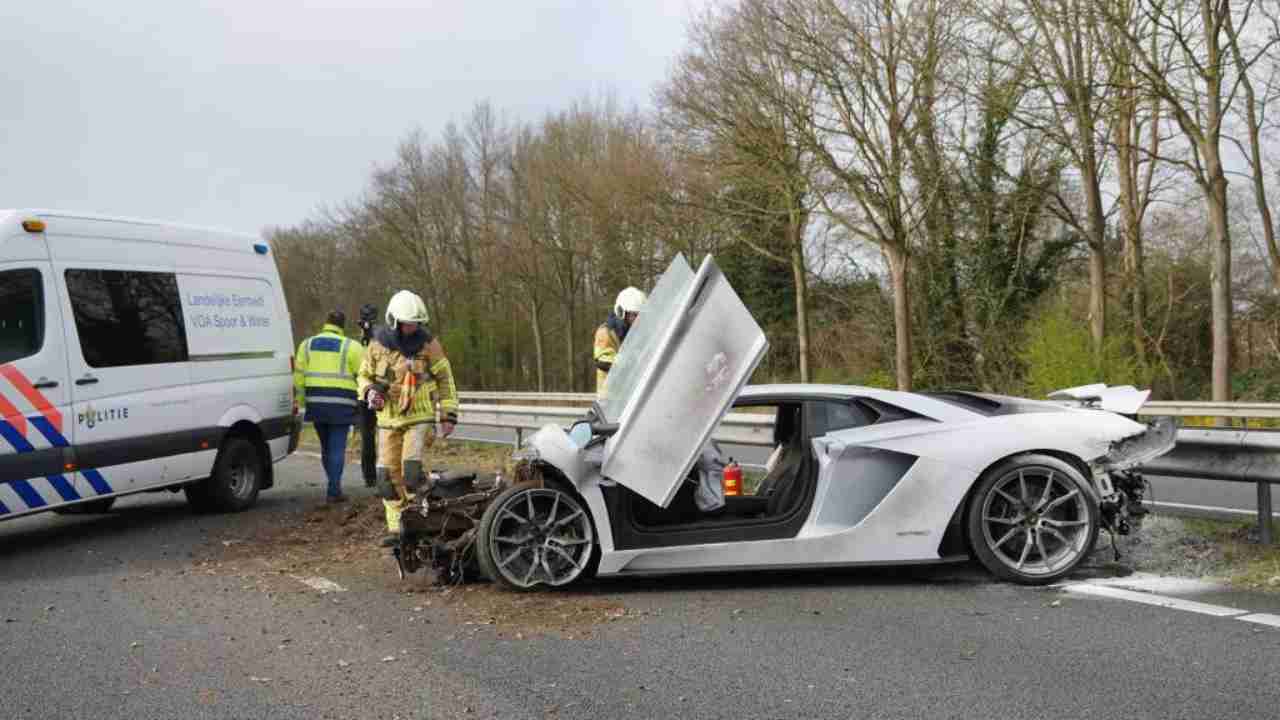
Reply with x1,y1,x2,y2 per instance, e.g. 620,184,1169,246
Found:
454,425,1280,520
3,453,1280,719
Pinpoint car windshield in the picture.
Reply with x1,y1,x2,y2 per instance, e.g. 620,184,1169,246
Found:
601,254,695,423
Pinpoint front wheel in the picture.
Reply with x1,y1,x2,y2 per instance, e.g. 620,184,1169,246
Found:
966,453,1099,585
477,482,596,591
185,435,263,513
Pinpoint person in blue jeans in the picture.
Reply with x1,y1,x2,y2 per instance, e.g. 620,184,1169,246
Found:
294,310,366,503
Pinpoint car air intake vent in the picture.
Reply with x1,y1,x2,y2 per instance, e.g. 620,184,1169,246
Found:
923,391,1005,416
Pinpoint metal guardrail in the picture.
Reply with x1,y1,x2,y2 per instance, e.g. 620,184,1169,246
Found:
459,392,1280,419
459,403,775,447
1140,427,1280,543
456,392,1280,542
1139,401,1280,419
459,391,595,404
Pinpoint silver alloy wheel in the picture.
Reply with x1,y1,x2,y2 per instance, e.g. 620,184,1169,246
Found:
486,488,594,589
979,466,1092,578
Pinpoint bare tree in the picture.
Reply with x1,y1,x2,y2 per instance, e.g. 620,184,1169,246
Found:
764,0,957,390
1100,0,1271,402
661,1,821,380
986,0,1115,365
1097,0,1166,368
1224,3,1280,290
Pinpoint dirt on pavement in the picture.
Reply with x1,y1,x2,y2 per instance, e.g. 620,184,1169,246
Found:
197,440,634,637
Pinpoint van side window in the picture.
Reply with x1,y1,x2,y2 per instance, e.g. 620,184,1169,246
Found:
0,268,44,364
65,270,189,367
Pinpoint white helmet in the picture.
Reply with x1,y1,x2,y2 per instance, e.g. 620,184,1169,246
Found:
614,286,647,317
385,290,429,326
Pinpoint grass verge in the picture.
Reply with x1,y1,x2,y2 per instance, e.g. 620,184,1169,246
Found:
1118,514,1280,590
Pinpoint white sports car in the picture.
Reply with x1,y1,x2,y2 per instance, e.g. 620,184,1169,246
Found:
475,254,1175,589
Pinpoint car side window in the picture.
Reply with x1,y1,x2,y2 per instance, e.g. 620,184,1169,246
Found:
0,268,44,364
823,400,874,432
65,269,189,367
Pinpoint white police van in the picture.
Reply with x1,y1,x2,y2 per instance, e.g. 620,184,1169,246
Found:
0,209,300,520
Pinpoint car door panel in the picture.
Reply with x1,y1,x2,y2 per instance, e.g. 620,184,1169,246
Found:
603,255,768,508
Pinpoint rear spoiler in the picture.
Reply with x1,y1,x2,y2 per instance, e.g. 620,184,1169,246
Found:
1048,384,1151,415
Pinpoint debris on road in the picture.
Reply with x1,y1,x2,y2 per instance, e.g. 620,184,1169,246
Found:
190,442,635,635
292,575,347,594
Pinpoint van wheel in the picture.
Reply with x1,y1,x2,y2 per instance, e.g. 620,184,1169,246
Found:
53,497,116,515
186,435,263,513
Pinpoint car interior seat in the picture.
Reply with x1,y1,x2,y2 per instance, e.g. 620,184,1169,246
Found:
756,405,810,517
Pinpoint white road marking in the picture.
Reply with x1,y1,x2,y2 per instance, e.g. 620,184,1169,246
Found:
1079,573,1222,595
292,575,347,593
1146,499,1280,520
1238,613,1280,628
1062,583,1249,618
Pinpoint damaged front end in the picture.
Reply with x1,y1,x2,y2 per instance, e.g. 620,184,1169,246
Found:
392,470,508,584
1090,416,1177,539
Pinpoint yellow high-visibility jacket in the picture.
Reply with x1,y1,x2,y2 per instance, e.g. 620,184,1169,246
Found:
593,321,622,400
294,324,364,424
357,325,459,430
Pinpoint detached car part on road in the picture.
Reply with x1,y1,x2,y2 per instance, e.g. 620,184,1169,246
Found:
394,254,1175,589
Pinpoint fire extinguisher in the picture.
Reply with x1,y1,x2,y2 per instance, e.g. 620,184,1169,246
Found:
723,459,742,497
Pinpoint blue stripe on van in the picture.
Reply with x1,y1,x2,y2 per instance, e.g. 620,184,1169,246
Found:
0,419,31,453
309,337,342,353
82,469,113,496
8,479,46,509
45,475,81,502
26,418,82,501
0,498,9,515
30,417,68,447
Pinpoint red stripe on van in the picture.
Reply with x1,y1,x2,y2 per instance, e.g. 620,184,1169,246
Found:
0,388,26,437
0,365,61,434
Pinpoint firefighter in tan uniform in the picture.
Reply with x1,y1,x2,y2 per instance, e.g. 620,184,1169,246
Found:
356,290,459,547
593,286,646,399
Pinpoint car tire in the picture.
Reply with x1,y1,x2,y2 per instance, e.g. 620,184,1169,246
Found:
185,435,263,513
966,453,1099,585
477,482,596,592
52,497,117,515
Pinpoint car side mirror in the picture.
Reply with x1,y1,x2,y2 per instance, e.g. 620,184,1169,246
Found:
590,421,620,437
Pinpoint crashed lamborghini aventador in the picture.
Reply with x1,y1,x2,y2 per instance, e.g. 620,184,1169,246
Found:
459,254,1176,590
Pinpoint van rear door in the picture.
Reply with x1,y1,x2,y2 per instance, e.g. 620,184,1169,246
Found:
0,252,78,517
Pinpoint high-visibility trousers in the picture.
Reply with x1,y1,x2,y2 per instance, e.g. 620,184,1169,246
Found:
377,423,434,532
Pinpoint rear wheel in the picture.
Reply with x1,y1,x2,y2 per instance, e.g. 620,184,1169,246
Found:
185,435,263,513
53,497,116,515
966,453,1099,585
477,482,595,591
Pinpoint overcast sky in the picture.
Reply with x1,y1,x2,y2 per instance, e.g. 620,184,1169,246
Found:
1,1,697,237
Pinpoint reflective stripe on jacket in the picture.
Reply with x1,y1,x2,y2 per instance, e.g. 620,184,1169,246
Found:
294,324,365,424
356,335,459,430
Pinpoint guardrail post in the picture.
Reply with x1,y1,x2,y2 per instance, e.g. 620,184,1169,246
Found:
1259,481,1274,544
